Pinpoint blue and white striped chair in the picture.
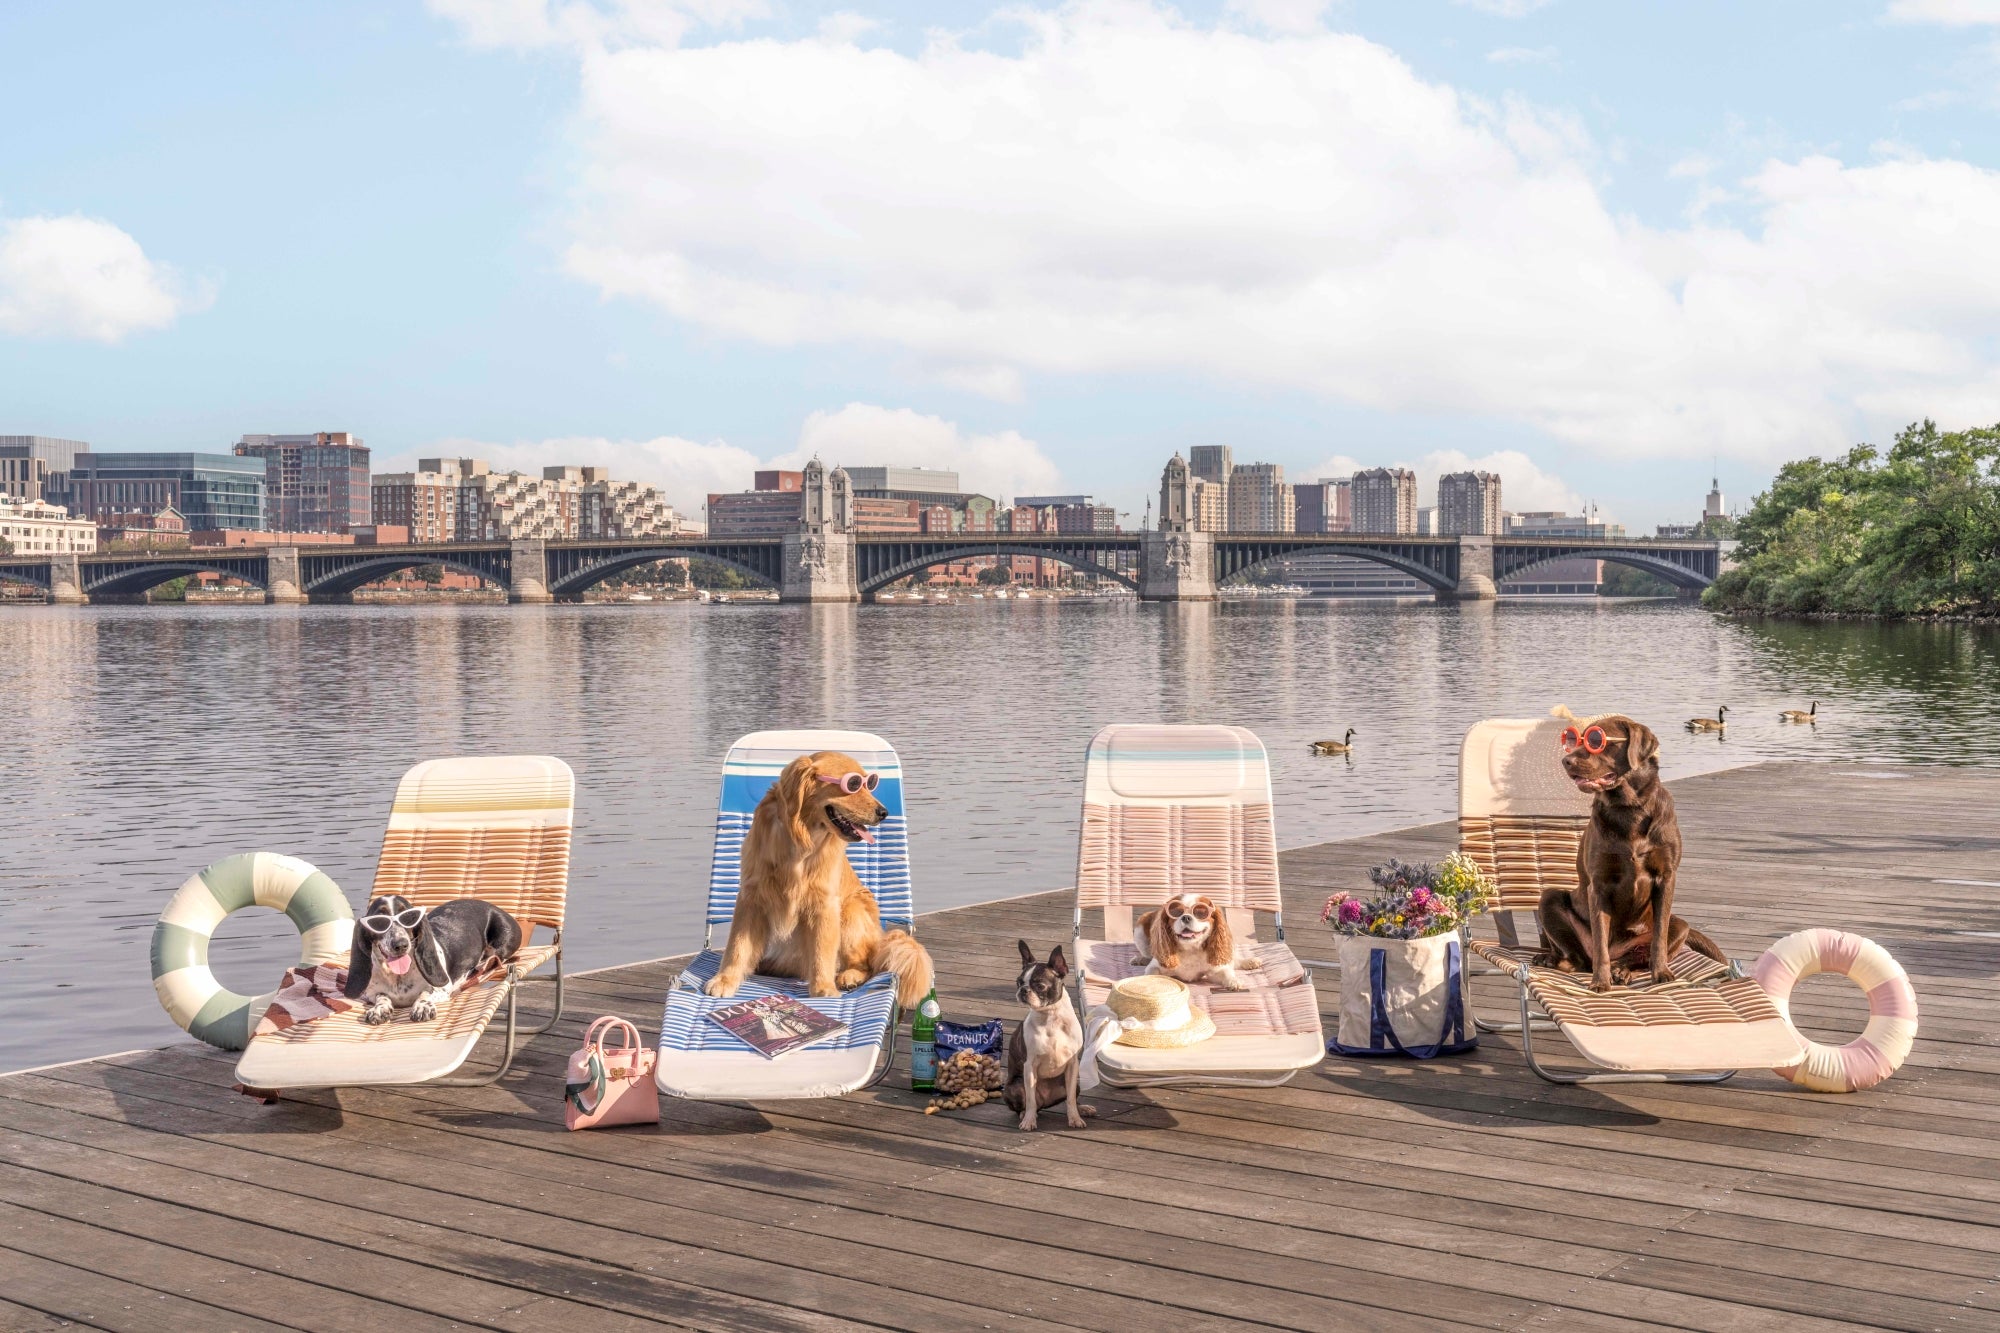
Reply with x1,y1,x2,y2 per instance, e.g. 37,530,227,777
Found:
656,729,914,1100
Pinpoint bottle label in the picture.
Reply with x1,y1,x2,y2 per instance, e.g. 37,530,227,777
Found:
911,1040,937,1088
918,998,940,1020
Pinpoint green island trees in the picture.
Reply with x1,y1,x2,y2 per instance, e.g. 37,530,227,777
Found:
1706,420,2000,617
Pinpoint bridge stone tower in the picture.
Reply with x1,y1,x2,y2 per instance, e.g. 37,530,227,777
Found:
46,553,86,605
265,547,309,605
1441,535,1496,601
781,457,859,603
1139,453,1216,601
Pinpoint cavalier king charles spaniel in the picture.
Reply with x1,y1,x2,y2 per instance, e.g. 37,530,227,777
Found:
1132,894,1262,991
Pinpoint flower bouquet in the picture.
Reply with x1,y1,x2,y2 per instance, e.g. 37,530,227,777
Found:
1321,853,1495,940
1323,853,1494,1059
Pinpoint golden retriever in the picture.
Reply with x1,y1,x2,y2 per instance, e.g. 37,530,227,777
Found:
704,751,934,1007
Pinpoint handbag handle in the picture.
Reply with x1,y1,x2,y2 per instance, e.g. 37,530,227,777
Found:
1366,939,1470,1059
585,1015,642,1057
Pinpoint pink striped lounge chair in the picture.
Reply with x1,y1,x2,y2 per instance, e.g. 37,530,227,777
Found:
1071,724,1324,1087
1459,717,1806,1084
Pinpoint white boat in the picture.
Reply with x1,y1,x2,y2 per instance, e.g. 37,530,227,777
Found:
626,593,653,602
930,593,950,603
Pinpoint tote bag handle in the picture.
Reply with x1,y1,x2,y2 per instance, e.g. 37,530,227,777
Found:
1366,939,1471,1059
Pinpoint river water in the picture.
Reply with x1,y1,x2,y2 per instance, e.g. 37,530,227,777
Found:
4,596,1997,1072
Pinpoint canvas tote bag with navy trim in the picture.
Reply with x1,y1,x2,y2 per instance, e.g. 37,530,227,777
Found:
1330,933,1476,1058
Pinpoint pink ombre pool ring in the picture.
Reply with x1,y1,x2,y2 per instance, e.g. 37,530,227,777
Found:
1754,929,1917,1093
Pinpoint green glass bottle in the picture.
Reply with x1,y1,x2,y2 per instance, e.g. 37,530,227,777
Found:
910,989,940,1090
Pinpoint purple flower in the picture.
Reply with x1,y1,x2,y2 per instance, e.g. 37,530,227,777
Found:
1409,887,1437,914
1339,898,1366,926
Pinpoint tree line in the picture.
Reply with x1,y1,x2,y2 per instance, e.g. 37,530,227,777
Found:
1706,420,2000,617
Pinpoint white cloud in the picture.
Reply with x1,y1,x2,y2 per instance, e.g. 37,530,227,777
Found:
425,0,767,50
0,214,208,343
1486,45,1557,64
1305,448,1586,517
446,1,2000,466
1223,0,1334,34
1415,449,1585,516
1885,0,2000,24
1455,0,1555,16
405,404,1064,512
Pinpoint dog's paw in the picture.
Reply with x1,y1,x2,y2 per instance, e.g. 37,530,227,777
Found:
1240,956,1264,971
1019,1113,1038,1131
703,975,739,998
834,968,869,990
1213,974,1250,992
1609,963,1634,986
807,980,840,998
1590,973,1614,993
1066,1111,1088,1129
1651,963,1678,985
362,999,395,1026
412,997,437,1023
1550,957,1576,973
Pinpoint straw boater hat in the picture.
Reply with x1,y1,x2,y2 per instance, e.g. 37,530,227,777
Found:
1104,974,1215,1048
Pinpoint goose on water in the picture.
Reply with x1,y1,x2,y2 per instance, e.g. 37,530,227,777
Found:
1780,701,1819,724
1310,729,1357,755
1687,705,1729,733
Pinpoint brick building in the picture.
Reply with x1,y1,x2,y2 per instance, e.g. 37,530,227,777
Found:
1438,470,1503,535
235,432,370,533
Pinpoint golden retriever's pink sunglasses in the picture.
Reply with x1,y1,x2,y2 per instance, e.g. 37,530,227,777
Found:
1559,724,1625,754
815,771,880,795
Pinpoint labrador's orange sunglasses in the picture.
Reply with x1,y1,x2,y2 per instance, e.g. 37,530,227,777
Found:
1559,724,1623,754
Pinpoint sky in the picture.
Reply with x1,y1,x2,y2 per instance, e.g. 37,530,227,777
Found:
4,0,1999,531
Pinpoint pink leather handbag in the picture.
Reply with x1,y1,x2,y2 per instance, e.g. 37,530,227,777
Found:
564,1016,658,1130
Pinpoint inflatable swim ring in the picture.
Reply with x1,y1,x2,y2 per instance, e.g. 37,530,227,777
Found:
1754,928,1917,1093
151,852,353,1051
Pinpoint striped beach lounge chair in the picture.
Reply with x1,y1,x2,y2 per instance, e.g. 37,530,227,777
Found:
1072,724,1324,1088
1460,717,1806,1084
655,730,912,1101
234,755,573,1091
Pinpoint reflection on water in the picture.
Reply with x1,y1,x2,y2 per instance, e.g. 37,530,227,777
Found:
3,598,1996,1070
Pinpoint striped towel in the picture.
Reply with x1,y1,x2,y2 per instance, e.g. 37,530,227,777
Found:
255,963,357,1036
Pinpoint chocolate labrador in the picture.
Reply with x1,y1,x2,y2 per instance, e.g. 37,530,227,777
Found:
1538,715,1727,991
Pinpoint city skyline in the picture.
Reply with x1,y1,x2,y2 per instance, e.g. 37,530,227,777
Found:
5,2,1998,532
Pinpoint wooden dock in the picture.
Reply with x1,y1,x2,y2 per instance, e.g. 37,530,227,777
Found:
1,761,1995,1331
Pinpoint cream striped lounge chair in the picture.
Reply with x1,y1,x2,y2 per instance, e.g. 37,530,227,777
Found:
1460,717,1805,1084
1072,724,1324,1088
234,755,573,1091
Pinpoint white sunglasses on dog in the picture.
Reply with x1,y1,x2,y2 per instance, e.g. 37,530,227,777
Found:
359,905,426,935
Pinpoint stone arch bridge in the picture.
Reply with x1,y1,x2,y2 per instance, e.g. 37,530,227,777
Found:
0,533,1725,604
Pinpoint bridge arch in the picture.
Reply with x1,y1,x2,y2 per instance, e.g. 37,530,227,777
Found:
85,561,268,598
302,554,507,599
858,544,1137,595
0,563,51,592
547,548,777,598
1216,540,1458,593
1498,549,1712,592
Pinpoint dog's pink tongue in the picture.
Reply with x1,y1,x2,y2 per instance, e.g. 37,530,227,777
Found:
858,824,876,844
384,956,412,976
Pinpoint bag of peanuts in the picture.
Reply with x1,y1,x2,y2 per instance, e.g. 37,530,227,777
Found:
924,1020,1007,1113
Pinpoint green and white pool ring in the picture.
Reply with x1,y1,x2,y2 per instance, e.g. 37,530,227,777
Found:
150,852,354,1051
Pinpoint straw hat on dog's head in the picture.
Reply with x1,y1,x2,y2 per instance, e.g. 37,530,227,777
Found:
1105,974,1215,1048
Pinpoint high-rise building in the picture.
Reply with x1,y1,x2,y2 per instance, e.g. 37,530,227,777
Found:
69,452,267,531
1188,446,1233,486
0,436,86,507
1226,462,1293,533
1350,467,1417,534
1190,477,1227,533
1438,470,1503,535
1293,479,1351,534
1416,506,1440,535
235,432,371,533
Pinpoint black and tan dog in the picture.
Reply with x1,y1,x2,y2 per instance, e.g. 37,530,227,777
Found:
1538,715,1727,992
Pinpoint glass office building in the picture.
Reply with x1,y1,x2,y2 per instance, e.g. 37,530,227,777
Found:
70,452,267,531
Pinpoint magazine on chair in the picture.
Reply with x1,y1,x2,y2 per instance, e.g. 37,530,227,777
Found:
705,994,849,1059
